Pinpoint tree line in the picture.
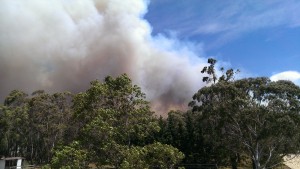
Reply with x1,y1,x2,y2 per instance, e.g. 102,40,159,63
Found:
1,59,300,169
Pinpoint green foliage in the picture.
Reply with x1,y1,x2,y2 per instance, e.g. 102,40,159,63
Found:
120,142,185,169
0,90,29,157
73,74,159,144
120,146,148,169
3,70,299,169
156,110,224,165
51,141,89,169
28,91,73,163
190,77,300,169
143,142,185,169
0,90,72,164
71,74,161,167
201,58,239,84
201,58,218,84
157,110,191,159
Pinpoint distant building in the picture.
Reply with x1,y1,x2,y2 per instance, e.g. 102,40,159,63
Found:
0,157,25,169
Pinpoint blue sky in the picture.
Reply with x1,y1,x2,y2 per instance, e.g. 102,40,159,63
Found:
145,0,300,82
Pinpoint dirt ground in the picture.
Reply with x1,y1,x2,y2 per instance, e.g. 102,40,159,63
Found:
283,155,300,169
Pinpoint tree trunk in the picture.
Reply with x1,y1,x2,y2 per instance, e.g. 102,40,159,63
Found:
230,153,239,169
252,159,255,169
251,143,262,169
252,158,262,169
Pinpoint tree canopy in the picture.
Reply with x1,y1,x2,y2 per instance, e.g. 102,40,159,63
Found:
1,63,300,169
189,75,300,169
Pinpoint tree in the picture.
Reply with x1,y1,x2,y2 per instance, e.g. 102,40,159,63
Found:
72,74,160,167
0,90,73,164
73,74,159,144
50,141,89,169
155,110,224,165
120,142,184,169
201,58,239,84
0,90,29,157
190,77,300,169
1,74,186,168
201,58,218,84
27,90,72,164
164,111,187,150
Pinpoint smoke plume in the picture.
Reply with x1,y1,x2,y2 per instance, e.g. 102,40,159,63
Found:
0,0,209,114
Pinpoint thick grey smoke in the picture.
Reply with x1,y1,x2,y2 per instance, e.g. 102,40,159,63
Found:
0,0,209,114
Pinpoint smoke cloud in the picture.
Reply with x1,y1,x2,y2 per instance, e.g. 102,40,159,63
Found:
0,0,209,114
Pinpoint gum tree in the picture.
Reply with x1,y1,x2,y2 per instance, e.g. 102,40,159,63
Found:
190,77,300,169
72,74,182,168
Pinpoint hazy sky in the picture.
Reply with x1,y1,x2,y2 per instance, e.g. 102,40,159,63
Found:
145,0,300,85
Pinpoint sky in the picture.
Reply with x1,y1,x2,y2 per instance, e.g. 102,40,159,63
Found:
0,0,299,114
145,0,300,84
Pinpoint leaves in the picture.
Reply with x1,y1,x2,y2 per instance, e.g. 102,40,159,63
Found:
2,70,299,169
120,142,184,169
0,90,73,164
70,74,164,167
51,141,89,169
190,77,300,169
